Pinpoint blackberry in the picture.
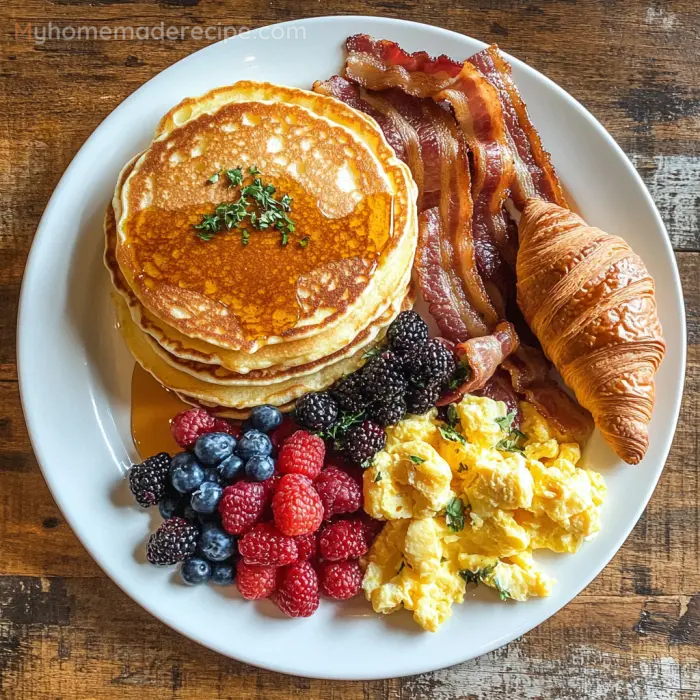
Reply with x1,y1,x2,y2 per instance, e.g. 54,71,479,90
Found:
128,452,171,507
386,310,429,356
295,392,339,432
344,420,386,467
146,517,199,566
362,351,408,403
331,372,369,414
368,397,406,427
404,339,456,385
406,381,442,415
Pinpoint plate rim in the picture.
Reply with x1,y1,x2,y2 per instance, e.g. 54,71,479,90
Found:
17,15,687,680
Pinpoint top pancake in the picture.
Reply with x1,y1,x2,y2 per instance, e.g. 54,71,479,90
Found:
115,81,416,352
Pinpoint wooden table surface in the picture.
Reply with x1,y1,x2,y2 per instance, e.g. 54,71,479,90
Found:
1,1,698,697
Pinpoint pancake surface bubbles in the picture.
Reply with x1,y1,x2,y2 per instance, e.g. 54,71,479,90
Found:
115,82,415,352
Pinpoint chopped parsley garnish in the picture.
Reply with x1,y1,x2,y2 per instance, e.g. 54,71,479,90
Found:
196,166,298,246
495,410,527,453
459,564,496,586
374,471,382,483
397,561,405,575
438,424,467,446
409,455,425,465
299,236,310,248
362,345,385,361
494,578,511,601
458,462,468,473
448,361,472,390
318,409,365,443
446,403,459,428
445,497,466,532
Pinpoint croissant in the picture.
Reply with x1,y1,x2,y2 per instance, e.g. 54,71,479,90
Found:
516,199,665,464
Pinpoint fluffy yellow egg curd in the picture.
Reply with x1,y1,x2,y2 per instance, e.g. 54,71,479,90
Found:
362,395,606,632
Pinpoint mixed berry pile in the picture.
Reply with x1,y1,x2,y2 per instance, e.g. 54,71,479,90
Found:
126,311,455,618
295,311,456,466
128,404,380,617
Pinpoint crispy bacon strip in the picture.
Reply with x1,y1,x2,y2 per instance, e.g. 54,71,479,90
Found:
315,75,499,338
345,34,514,314
437,321,519,404
416,208,491,340
469,46,567,208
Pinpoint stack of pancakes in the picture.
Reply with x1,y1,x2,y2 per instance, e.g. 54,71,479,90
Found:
105,82,417,417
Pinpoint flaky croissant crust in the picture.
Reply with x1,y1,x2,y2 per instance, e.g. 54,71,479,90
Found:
517,199,665,464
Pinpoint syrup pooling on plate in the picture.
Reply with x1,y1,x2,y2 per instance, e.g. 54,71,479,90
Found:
131,364,186,459
128,176,394,342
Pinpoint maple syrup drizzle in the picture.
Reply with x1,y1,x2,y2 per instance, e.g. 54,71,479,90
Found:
131,364,187,459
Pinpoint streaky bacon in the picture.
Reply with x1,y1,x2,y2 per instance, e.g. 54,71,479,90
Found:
315,75,499,338
469,46,568,208
437,321,519,404
416,208,491,340
345,34,514,314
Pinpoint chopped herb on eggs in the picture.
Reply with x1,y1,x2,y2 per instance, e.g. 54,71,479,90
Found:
438,424,467,446
445,497,467,532
495,410,517,432
207,172,220,184
409,455,426,464
459,564,496,587
446,404,460,427
374,471,383,483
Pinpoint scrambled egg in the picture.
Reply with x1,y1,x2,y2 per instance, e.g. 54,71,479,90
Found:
362,395,606,631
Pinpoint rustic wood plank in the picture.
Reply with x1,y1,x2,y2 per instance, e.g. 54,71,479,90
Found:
1,1,698,697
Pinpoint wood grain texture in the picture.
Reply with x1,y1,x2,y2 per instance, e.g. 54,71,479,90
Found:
1,1,697,697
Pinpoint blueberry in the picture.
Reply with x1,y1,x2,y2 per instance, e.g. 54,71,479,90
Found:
249,405,283,433
194,432,237,466
211,560,236,585
199,524,237,561
180,557,211,585
170,453,205,494
217,454,244,482
237,430,273,461
191,482,223,514
158,492,185,520
202,468,222,484
245,454,275,482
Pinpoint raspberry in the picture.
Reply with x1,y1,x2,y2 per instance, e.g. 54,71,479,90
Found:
277,430,325,480
239,523,298,566
386,310,429,356
219,482,266,535
343,420,386,467
294,532,318,561
318,560,363,600
128,452,171,507
272,474,324,536
358,511,385,547
319,519,368,561
270,416,299,452
404,338,456,385
275,561,319,618
236,561,277,600
171,408,216,449
313,467,362,520
212,417,241,438
146,517,198,566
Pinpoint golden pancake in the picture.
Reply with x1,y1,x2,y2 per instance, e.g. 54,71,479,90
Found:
113,291,413,412
105,159,414,374
115,81,417,352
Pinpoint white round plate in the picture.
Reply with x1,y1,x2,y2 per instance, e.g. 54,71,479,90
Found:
18,16,685,680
